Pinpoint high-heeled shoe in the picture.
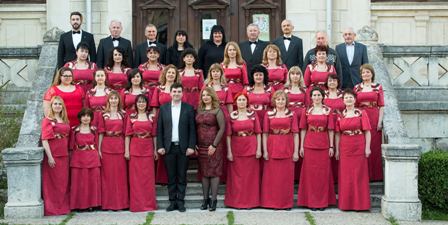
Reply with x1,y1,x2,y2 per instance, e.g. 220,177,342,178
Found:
209,199,218,211
200,198,210,210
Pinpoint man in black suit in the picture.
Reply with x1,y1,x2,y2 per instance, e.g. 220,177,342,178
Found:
96,20,133,68
57,11,96,68
272,19,303,69
134,24,167,67
335,27,369,88
239,23,268,75
303,31,343,85
157,83,196,212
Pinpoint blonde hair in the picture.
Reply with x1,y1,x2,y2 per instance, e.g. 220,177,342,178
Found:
104,90,123,113
198,87,220,111
159,64,180,85
204,63,227,85
48,96,69,123
52,67,73,86
285,66,305,88
271,90,289,108
262,44,283,66
222,41,244,66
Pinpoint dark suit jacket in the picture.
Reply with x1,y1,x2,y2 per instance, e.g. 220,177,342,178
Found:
239,40,269,75
96,36,133,68
303,47,343,87
335,42,369,88
272,35,303,69
57,30,96,68
134,41,167,68
157,102,196,153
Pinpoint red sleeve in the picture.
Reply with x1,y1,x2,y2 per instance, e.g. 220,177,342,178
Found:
262,112,269,133
151,114,158,136
282,64,288,83
327,113,335,130
226,119,232,136
97,114,105,133
291,112,299,133
41,118,55,140
225,89,233,104
84,93,91,109
138,64,144,73
63,62,72,68
361,110,372,131
242,63,249,85
335,116,341,132
69,129,76,150
43,87,56,101
304,66,311,88
299,108,308,129
92,62,98,70
198,70,204,88
125,116,134,136
378,85,385,107
254,113,262,134
150,88,160,108
119,89,126,104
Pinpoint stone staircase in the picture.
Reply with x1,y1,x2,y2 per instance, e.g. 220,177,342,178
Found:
155,159,384,209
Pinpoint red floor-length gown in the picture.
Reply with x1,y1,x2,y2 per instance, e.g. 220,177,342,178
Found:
225,111,261,208
44,85,84,127
260,109,299,209
125,114,157,212
98,112,129,210
180,69,204,109
323,90,345,183
138,63,163,93
354,83,385,181
222,63,249,97
105,67,130,92
336,109,372,210
266,64,288,90
85,88,109,128
69,126,101,210
297,106,336,208
41,118,70,216
64,61,98,93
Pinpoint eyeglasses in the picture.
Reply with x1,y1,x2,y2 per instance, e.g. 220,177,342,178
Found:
61,75,73,78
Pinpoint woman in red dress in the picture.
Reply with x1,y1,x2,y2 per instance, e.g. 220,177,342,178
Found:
225,92,262,209
354,64,384,181
179,48,204,109
298,87,336,210
221,42,249,97
138,46,164,92
105,47,131,92
196,87,226,211
303,45,336,102
41,96,70,216
85,69,111,127
335,89,372,210
98,91,129,210
262,44,288,90
121,69,151,114
64,42,97,93
247,65,273,123
323,73,345,182
284,66,307,182
43,67,84,127
125,94,158,212
69,108,101,210
261,90,299,209
150,65,181,184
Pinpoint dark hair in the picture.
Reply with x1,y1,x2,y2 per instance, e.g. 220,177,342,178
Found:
146,46,161,54
209,25,226,43
172,30,193,50
134,94,149,112
325,73,340,89
76,42,90,52
249,64,269,86
77,108,94,121
92,69,107,87
106,47,129,68
170,82,183,92
70,11,83,20
342,88,357,98
310,87,325,100
126,68,142,90
178,48,198,69
314,45,328,54
360,64,376,82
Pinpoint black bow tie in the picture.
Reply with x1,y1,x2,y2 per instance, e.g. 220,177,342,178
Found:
283,36,291,41
72,31,81,34
148,41,156,46
112,37,120,41
249,41,257,45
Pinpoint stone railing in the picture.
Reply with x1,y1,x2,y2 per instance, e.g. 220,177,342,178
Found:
2,27,63,218
357,26,422,221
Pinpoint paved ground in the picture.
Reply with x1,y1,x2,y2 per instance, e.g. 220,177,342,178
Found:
0,209,446,225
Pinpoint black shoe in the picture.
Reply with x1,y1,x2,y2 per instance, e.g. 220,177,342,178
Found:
310,208,317,211
318,208,325,211
166,201,177,212
177,201,186,212
209,199,218,211
201,198,210,210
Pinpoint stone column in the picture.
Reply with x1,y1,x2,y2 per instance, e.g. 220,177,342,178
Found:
381,144,422,221
2,147,44,218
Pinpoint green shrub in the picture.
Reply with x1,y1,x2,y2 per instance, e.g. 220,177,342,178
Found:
0,107,23,151
419,150,448,211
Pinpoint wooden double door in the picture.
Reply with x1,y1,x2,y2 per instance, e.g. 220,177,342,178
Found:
133,0,285,48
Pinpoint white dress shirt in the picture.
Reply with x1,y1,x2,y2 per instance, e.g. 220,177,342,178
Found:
112,36,119,47
171,102,181,142
346,41,355,65
283,35,292,52
147,39,157,47
250,39,258,54
72,30,82,49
